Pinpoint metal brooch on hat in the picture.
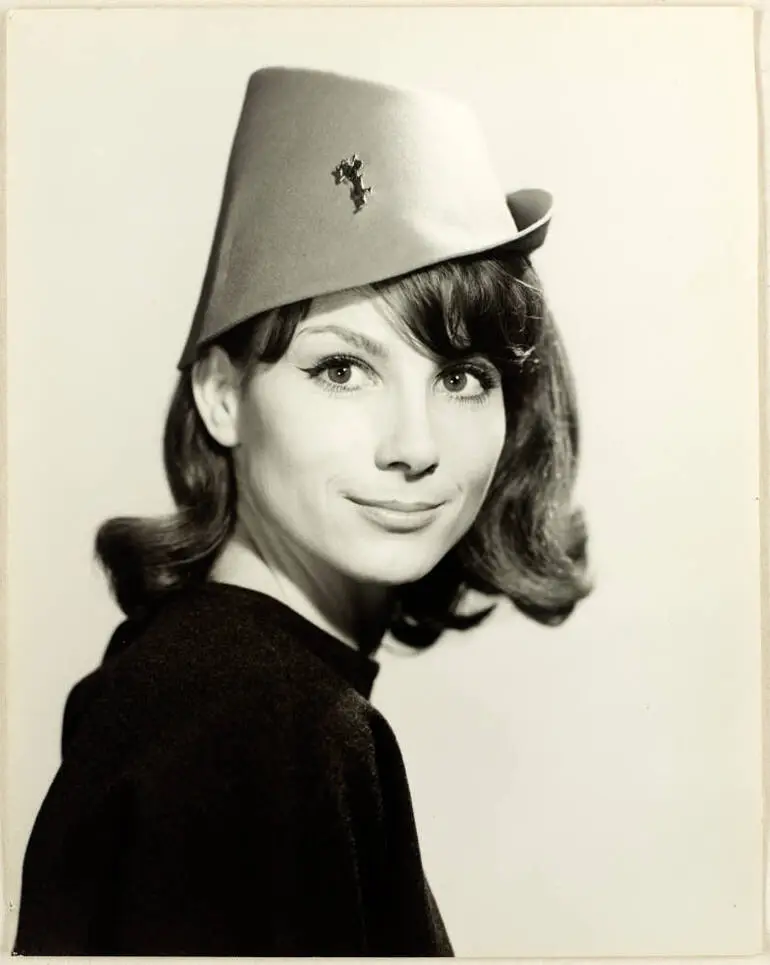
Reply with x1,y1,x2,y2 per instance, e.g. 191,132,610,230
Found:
332,154,373,213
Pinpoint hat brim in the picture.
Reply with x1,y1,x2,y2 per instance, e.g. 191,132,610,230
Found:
502,187,553,254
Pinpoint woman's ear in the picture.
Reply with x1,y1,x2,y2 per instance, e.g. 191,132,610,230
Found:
190,347,241,448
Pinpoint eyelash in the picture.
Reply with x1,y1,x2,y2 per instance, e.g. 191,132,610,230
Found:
300,354,500,403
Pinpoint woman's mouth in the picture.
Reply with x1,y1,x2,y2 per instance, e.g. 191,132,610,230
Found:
346,497,446,532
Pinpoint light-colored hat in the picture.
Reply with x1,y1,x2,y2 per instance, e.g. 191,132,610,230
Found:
178,67,553,369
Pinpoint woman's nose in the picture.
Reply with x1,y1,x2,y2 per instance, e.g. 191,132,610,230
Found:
374,389,440,478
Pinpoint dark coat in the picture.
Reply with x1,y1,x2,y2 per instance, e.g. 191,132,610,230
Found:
13,582,453,957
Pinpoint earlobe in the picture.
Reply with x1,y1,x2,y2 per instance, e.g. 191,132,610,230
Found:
190,349,240,449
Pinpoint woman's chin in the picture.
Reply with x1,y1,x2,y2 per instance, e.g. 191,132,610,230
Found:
335,543,447,587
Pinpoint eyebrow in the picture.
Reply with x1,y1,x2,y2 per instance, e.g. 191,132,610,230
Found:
295,324,389,359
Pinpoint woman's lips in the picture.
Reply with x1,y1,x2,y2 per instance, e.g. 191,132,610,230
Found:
346,497,445,532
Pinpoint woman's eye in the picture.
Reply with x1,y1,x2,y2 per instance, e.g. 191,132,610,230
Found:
442,371,471,393
439,364,498,400
302,355,375,392
326,362,353,385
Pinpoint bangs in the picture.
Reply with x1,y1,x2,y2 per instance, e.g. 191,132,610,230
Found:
368,252,545,374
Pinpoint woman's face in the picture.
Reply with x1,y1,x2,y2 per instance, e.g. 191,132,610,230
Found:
232,289,507,587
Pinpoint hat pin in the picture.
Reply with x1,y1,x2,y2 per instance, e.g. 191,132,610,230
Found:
332,154,373,213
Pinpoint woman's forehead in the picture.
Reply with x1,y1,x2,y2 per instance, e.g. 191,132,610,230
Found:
294,288,412,346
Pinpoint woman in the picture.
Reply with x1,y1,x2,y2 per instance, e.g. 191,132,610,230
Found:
13,67,591,956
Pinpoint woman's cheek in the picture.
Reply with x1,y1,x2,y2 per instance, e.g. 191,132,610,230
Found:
445,406,505,475
299,398,377,453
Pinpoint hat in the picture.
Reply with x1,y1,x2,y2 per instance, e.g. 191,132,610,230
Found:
178,67,553,369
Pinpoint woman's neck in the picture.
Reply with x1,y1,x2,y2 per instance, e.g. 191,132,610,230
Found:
208,524,392,654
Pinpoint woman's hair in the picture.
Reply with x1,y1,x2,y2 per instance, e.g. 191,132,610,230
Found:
95,249,592,648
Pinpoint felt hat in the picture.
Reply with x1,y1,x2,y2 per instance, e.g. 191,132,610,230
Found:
178,67,553,369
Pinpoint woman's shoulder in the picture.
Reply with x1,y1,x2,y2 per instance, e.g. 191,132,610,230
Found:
63,584,385,767
128,583,377,707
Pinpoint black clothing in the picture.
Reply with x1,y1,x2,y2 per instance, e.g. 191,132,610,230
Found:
13,582,453,956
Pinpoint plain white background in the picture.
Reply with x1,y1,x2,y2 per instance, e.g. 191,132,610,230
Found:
2,4,764,959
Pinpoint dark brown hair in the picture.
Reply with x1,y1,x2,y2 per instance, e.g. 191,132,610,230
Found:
95,249,592,647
